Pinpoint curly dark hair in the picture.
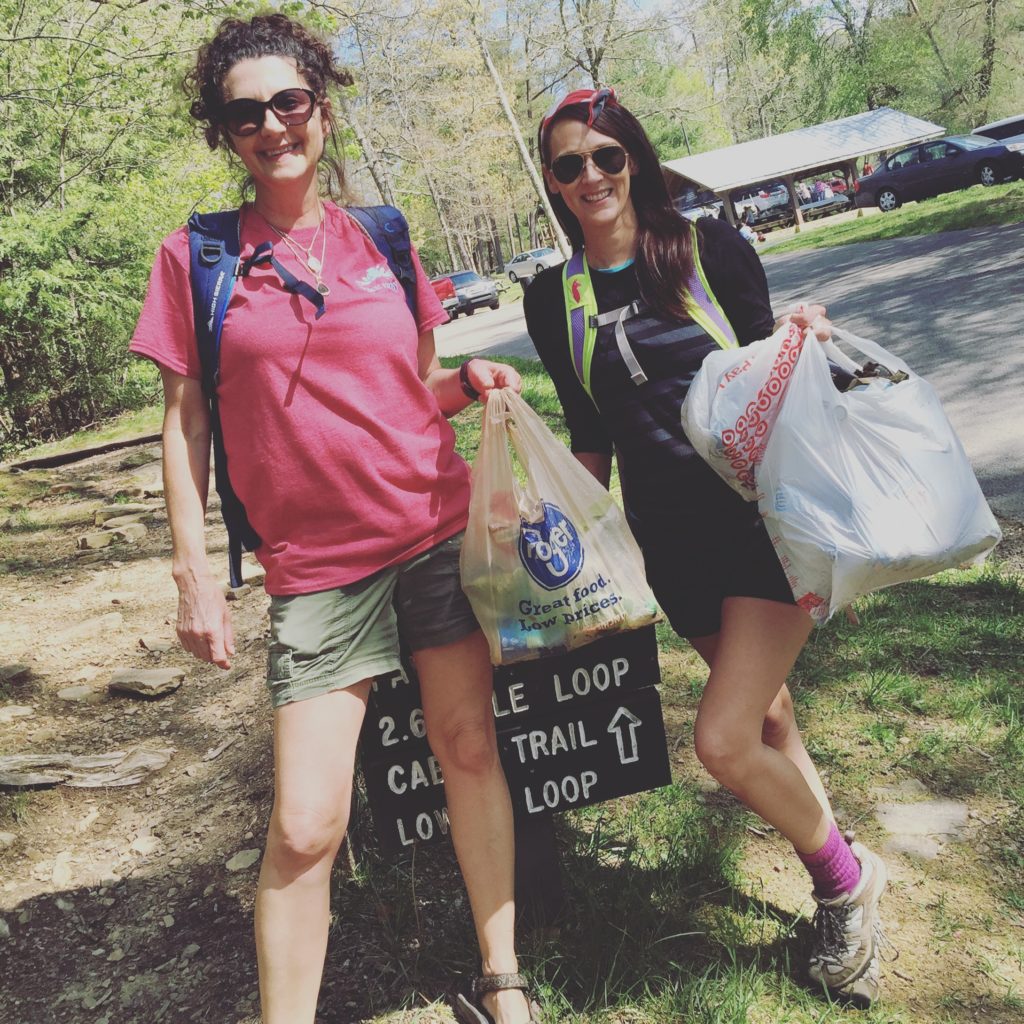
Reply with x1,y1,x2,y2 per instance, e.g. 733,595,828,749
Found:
184,12,354,200
538,99,696,323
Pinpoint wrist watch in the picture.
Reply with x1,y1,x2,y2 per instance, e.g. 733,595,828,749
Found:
459,360,480,400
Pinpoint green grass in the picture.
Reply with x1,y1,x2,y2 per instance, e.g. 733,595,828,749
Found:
764,180,1024,256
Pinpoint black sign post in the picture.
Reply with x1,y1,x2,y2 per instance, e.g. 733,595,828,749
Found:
361,626,669,857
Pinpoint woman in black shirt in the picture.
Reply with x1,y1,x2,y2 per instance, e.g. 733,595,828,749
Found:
524,89,888,1007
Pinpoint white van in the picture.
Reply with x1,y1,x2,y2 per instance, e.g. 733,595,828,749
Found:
972,114,1024,144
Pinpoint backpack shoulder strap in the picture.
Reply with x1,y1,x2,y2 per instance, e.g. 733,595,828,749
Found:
346,205,418,321
186,209,258,588
562,250,598,399
187,209,242,399
684,222,739,351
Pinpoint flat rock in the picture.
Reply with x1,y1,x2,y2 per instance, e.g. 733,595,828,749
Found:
0,664,30,684
0,918,9,939
108,668,184,698
77,530,113,550
100,514,145,531
225,584,251,601
226,848,261,872
139,637,173,653
884,834,943,860
94,503,152,525
875,799,970,861
57,684,105,704
0,705,34,724
110,523,147,543
48,483,79,496
0,831,15,848
870,778,930,800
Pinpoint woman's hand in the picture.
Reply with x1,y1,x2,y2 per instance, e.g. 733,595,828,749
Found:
175,571,235,669
776,302,832,342
464,357,523,399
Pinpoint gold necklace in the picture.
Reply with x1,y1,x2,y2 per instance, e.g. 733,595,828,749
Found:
268,206,330,295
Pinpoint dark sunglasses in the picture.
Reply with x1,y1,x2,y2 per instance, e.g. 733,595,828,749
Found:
219,88,317,137
549,144,628,185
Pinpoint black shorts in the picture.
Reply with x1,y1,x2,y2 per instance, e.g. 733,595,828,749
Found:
636,510,795,639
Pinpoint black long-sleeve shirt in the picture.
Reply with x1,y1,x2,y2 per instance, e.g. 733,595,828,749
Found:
523,217,775,529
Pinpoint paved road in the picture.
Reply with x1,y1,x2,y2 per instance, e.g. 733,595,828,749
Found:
434,222,1024,520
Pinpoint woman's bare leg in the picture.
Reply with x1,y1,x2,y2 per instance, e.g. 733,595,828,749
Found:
255,682,370,1024
416,630,530,1024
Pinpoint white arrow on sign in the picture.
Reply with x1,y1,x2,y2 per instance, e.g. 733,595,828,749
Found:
608,707,641,764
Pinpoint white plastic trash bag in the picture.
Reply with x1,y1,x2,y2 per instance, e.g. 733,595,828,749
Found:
682,325,1001,623
682,321,805,500
461,388,660,664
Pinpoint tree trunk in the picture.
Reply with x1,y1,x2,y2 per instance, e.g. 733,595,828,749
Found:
469,11,571,257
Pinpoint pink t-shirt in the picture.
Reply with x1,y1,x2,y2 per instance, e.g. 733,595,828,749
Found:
130,202,470,595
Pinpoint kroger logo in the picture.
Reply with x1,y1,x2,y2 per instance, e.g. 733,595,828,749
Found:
518,502,584,590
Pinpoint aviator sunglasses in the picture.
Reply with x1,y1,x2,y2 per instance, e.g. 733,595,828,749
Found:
219,87,317,137
549,144,628,185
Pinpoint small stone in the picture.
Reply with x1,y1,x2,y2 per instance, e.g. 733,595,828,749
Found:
99,872,121,888
52,851,73,887
224,584,251,601
107,591,136,605
162,915,174,928
0,664,30,684
108,668,184,698
0,705,34,724
110,523,147,544
0,918,9,939
139,637,173,653
77,808,100,832
0,831,15,848
184,764,199,778
225,848,261,872
94,503,151,526
130,836,162,857
48,482,78,496
57,684,105,704
100,515,144,531
55,897,73,911
107,948,124,962
181,943,200,959
78,531,113,550
69,665,102,683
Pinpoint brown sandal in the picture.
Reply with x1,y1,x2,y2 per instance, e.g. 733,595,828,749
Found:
453,972,542,1023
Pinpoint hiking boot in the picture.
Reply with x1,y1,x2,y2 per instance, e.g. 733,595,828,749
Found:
808,840,888,1006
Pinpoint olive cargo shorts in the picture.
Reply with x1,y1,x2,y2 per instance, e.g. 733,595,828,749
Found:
265,532,480,708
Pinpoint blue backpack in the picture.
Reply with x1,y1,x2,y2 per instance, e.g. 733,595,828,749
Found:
187,204,419,588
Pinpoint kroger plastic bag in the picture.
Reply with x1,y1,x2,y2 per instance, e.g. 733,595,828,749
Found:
460,388,659,665
682,325,1001,623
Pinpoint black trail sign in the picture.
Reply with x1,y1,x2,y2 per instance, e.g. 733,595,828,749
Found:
360,626,670,857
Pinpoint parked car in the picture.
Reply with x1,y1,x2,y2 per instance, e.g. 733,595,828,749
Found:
429,275,458,318
854,134,1024,212
972,113,1024,146
448,269,499,316
503,247,564,282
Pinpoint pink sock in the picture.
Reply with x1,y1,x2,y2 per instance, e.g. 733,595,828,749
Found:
798,823,861,899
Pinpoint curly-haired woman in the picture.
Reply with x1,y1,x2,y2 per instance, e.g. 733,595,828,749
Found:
130,14,537,1024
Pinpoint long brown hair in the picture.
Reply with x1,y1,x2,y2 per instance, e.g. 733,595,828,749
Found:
538,101,696,322
184,13,354,202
